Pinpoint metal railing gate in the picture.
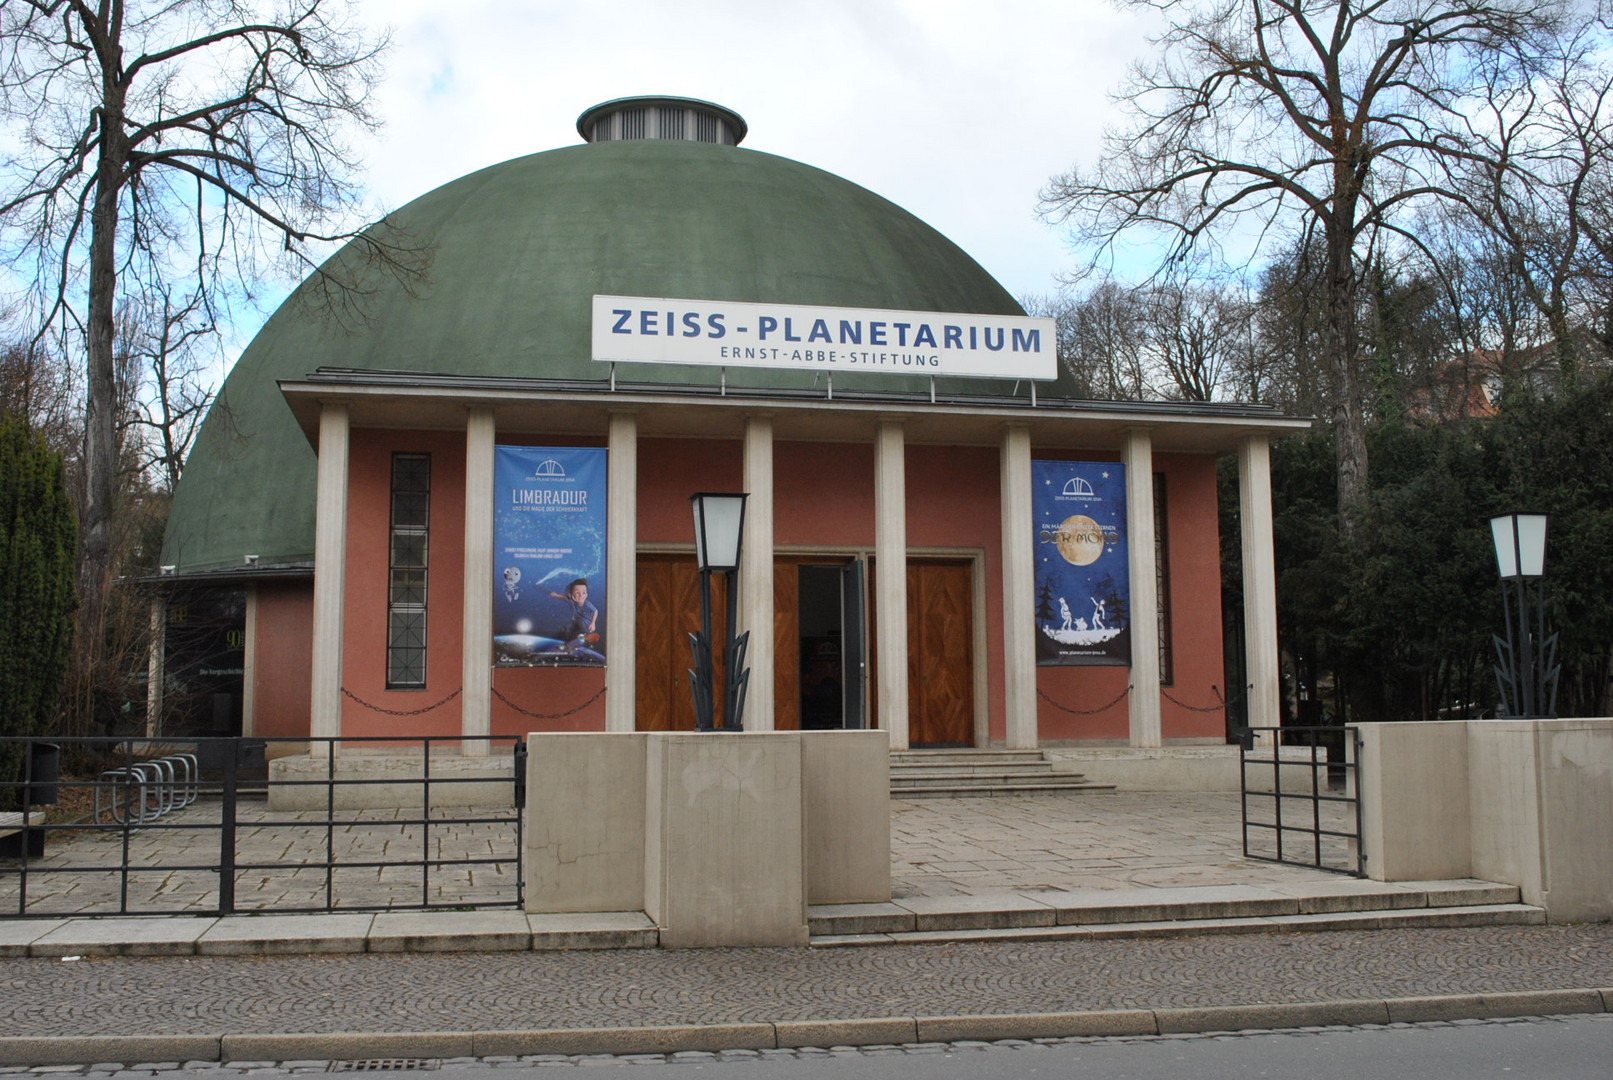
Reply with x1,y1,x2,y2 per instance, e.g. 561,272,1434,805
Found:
1235,724,1363,876
0,736,526,918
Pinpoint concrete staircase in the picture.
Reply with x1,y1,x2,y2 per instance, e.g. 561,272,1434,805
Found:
890,749,1115,797
808,879,1544,947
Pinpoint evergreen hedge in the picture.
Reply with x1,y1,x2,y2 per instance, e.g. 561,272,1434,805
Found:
0,415,76,800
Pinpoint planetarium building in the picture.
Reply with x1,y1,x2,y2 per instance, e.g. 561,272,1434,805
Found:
159,96,1303,766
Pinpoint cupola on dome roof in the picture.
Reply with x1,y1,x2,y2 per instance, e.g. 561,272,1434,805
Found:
161,97,1034,575
576,95,748,145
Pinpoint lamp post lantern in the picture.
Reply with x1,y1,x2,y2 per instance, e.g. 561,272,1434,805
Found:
688,493,751,731
1489,512,1559,719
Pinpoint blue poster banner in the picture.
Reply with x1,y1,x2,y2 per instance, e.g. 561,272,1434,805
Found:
1033,461,1130,666
492,446,608,667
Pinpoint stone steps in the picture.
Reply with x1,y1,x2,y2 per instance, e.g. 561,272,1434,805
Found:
889,749,1114,797
809,879,1539,946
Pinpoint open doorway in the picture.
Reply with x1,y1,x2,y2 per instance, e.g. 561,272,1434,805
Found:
796,562,866,730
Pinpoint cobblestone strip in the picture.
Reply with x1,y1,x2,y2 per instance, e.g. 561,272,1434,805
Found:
1,926,1610,1042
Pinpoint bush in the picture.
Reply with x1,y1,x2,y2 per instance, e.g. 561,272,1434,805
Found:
0,415,76,804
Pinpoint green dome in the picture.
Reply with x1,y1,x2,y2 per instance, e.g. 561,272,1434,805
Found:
162,138,1029,574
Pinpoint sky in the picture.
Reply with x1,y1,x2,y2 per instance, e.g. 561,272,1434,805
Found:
336,0,1160,312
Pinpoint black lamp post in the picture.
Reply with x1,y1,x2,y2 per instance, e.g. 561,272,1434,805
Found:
1489,512,1559,718
688,492,751,731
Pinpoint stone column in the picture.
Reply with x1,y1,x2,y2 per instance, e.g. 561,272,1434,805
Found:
999,424,1037,749
1239,434,1281,740
741,415,775,730
309,403,351,756
605,412,639,733
461,408,495,757
874,420,909,751
146,596,166,738
1124,428,1162,748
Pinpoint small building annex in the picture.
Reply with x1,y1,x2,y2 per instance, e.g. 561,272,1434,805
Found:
157,96,1303,761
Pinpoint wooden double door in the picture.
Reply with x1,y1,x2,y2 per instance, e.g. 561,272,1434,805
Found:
634,553,973,746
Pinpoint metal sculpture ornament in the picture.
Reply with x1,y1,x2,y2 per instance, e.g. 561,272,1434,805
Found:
492,446,608,667
1033,462,1131,666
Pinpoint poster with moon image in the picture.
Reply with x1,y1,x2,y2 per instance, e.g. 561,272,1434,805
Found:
1032,461,1130,666
492,446,607,667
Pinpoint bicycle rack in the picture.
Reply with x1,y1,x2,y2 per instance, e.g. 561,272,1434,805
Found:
95,753,201,829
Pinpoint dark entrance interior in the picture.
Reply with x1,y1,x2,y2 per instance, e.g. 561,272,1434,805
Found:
795,562,865,730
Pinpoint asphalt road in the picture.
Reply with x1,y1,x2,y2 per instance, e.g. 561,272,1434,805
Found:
93,1014,1607,1080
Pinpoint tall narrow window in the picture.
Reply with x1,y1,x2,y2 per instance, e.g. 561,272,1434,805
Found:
1154,471,1174,686
388,453,430,688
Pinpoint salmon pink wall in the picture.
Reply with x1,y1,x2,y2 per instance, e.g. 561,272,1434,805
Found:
1156,453,1227,740
339,429,468,741
774,441,874,547
251,582,313,740
638,437,743,543
250,428,1228,747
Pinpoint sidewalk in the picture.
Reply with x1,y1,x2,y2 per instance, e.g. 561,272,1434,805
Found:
0,923,1609,1064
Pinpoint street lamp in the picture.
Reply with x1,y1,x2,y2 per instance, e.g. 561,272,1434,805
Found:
1489,512,1559,718
688,492,751,731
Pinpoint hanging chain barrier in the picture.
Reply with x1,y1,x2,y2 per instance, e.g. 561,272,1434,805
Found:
492,685,606,719
1161,684,1227,713
341,686,463,716
1036,684,1131,716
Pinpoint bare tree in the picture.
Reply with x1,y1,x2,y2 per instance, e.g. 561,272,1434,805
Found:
1462,22,1613,382
0,0,425,688
1139,279,1253,401
116,288,218,492
1041,0,1570,534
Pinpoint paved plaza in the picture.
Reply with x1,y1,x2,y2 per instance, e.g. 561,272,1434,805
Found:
891,791,1354,897
4,790,1356,916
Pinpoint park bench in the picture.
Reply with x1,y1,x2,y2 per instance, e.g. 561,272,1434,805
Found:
0,809,47,858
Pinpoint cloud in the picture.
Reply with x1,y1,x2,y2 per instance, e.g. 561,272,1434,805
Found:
347,0,1152,302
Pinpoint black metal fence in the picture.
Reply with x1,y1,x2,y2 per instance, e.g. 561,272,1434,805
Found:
1235,724,1363,876
0,736,525,918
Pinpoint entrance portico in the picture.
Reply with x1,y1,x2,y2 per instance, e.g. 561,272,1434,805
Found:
286,371,1304,751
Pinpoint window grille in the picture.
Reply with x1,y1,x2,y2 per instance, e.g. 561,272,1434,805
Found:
658,106,685,139
694,113,717,142
388,453,430,688
619,107,646,139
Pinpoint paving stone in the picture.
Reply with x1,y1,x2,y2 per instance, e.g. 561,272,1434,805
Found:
198,915,373,956
29,919,214,958
895,893,1057,931
527,911,657,951
367,911,531,953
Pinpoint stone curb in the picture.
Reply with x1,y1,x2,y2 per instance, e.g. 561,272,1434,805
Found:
0,989,1607,1066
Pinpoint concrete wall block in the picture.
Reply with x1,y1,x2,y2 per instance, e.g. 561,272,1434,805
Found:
1355,722,1471,882
524,733,647,914
1466,721,1543,901
1533,720,1613,922
647,732,809,948
800,729,891,904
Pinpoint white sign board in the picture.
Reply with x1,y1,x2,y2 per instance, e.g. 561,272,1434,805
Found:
592,295,1057,381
